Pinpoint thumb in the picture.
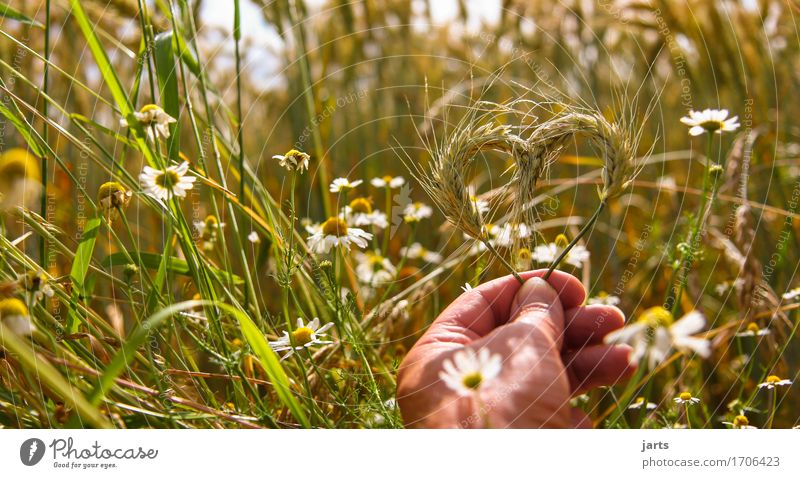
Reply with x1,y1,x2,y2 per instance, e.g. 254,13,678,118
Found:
507,277,565,348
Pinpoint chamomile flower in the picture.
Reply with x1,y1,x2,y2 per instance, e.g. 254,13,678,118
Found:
269,317,334,360
120,104,177,140
0,297,35,336
758,375,792,390
370,175,405,189
355,251,396,286
439,347,502,396
19,271,54,303
492,222,531,248
628,397,657,410
97,181,132,220
680,108,740,136
514,247,532,269
588,293,621,306
533,234,590,268
307,217,373,254
139,161,196,201
403,202,433,222
194,215,224,251
674,391,701,406
782,287,800,301
735,322,770,337
604,307,711,370
401,243,443,264
341,197,388,228
723,414,757,429
272,149,310,173
329,177,363,193
467,186,490,217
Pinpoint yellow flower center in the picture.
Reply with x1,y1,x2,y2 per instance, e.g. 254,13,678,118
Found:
204,215,219,229
0,298,29,318
461,372,483,390
321,217,349,237
766,375,782,384
679,392,693,401
97,181,128,208
638,306,674,328
555,233,569,248
517,248,532,261
382,175,393,183
0,148,41,183
733,415,749,427
349,197,372,214
700,120,723,132
155,170,180,190
634,397,645,405
140,104,162,114
746,322,760,333
291,326,314,346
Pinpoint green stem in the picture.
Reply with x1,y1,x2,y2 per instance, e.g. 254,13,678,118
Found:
484,240,524,283
543,200,606,280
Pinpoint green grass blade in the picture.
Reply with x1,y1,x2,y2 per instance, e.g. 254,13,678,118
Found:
154,31,180,162
0,3,44,27
70,216,101,295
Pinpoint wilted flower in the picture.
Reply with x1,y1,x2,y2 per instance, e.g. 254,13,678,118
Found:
140,161,196,201
97,181,132,220
307,217,373,254
439,347,502,396
370,175,405,189
120,104,177,140
269,317,334,360
604,307,711,369
0,297,35,336
272,149,310,173
19,270,54,303
329,177,363,193
680,109,739,136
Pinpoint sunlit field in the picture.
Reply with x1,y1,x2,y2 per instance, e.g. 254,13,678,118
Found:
0,0,798,429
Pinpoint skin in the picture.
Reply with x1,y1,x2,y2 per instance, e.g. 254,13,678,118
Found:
397,269,636,428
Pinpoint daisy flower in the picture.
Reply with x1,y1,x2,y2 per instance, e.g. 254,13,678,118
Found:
269,317,333,360
307,217,373,254
329,177,363,193
0,297,35,336
514,247,532,269
588,293,621,306
532,235,590,268
492,222,531,248
673,392,701,406
735,322,770,337
354,251,396,286
341,197,388,229
679,108,740,136
401,243,443,264
758,375,792,390
403,202,433,222
370,175,405,189
723,414,757,429
782,287,800,301
628,397,657,411
120,104,177,140
439,347,502,396
604,307,711,370
272,149,310,173
140,161,196,201
20,271,54,303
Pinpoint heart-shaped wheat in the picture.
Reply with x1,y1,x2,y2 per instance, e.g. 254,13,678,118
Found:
413,102,642,282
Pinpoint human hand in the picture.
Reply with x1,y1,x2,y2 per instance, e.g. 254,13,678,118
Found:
397,270,635,428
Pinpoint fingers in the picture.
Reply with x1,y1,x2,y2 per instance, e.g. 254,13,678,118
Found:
564,305,626,348
563,344,636,395
412,270,586,349
506,277,566,349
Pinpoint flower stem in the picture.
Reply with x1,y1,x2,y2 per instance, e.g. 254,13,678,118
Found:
484,240,524,283
767,388,777,429
543,200,606,280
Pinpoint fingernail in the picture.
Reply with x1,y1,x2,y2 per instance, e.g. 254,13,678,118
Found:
511,277,558,317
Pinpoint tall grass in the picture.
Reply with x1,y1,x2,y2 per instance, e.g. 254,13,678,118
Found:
0,0,798,428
